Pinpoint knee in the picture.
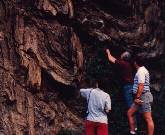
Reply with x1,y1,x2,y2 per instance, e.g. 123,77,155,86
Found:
127,110,133,118
148,121,154,130
148,120,154,127
146,117,154,128
127,111,130,117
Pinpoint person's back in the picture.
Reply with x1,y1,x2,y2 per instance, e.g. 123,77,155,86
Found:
81,88,111,124
80,79,111,135
115,59,133,85
106,50,134,108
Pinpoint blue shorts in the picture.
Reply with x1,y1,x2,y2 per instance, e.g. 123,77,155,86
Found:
123,85,133,108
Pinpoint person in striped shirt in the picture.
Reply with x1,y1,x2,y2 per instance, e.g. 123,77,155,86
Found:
127,56,154,135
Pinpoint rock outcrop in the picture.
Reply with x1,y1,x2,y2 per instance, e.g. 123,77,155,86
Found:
0,0,165,135
0,0,83,134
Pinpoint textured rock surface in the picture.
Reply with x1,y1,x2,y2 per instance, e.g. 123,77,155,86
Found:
0,0,165,135
0,0,83,134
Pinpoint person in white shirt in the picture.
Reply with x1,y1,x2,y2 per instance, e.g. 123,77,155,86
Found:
80,79,111,135
127,56,154,135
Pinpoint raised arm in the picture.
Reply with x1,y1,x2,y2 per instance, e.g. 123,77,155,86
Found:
106,49,116,64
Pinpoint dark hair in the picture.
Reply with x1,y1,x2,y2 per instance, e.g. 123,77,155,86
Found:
134,55,144,66
151,0,157,3
90,78,98,88
121,51,131,62
97,78,108,91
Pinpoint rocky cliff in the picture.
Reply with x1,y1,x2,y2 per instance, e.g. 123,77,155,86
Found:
0,0,164,135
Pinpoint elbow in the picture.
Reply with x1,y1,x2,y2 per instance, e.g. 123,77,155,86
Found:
105,109,111,113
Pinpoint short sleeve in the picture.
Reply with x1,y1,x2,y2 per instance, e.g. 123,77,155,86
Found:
137,69,145,83
80,88,92,98
105,95,111,111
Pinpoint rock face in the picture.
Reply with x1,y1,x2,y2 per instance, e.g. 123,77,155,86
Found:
0,0,165,135
0,0,83,134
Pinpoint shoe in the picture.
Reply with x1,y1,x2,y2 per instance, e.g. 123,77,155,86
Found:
130,131,136,135
130,133,136,135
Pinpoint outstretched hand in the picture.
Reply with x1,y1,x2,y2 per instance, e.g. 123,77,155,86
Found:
106,49,110,55
105,49,116,63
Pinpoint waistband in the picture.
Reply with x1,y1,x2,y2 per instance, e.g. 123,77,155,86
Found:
142,91,150,94
133,91,150,95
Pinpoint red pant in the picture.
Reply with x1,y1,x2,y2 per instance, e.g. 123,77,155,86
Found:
85,120,108,135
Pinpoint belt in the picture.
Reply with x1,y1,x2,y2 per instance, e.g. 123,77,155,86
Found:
133,90,150,95
142,91,150,94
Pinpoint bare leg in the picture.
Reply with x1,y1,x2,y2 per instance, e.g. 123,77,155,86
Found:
127,106,137,133
143,112,154,135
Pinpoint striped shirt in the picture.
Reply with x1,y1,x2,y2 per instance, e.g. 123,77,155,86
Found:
133,66,150,94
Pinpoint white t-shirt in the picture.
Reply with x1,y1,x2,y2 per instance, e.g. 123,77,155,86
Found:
80,88,111,124
133,66,150,94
